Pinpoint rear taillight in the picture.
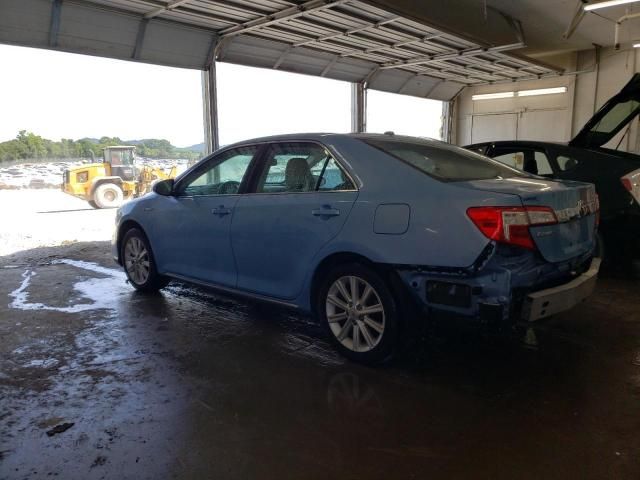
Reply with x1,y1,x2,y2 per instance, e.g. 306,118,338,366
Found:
621,169,640,205
467,206,557,250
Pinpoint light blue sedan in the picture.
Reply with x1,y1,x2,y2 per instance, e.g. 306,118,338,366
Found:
113,133,600,363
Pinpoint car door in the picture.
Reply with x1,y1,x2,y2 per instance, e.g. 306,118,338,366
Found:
150,145,261,286
231,141,359,300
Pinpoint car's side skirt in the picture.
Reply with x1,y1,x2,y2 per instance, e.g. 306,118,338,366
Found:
165,272,301,310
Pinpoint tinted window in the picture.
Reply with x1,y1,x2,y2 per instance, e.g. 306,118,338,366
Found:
256,142,354,193
317,157,354,191
492,148,553,176
467,145,488,155
365,138,525,182
178,146,257,196
592,99,640,133
557,155,580,171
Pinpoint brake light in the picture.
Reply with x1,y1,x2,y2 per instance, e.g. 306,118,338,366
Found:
467,206,557,250
621,169,640,205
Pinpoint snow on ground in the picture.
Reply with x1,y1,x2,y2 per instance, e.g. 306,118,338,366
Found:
0,189,117,256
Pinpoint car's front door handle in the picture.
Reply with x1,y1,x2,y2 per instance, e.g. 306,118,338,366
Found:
212,206,232,216
312,206,340,217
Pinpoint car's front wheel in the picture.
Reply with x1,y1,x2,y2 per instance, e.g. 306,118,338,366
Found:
94,183,124,208
318,263,399,364
121,228,170,292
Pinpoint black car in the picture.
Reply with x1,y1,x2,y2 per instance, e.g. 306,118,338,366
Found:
466,74,640,268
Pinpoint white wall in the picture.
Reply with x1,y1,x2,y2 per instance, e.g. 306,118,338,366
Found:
454,47,640,152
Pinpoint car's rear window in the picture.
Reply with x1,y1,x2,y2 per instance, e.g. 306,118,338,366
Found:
364,138,527,182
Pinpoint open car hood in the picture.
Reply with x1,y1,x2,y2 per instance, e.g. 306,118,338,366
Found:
570,73,640,149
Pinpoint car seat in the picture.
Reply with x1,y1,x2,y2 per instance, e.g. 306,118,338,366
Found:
285,158,314,191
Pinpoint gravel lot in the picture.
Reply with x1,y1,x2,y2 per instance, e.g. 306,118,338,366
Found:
0,189,117,257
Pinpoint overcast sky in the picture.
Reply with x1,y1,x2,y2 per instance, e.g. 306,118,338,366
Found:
0,44,443,148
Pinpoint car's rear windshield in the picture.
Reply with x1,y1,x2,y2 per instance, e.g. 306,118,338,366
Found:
364,138,527,182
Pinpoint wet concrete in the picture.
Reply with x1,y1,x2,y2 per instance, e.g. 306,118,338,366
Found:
1,242,640,479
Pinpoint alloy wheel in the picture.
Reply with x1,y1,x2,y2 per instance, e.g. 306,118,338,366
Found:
124,236,150,285
326,275,385,353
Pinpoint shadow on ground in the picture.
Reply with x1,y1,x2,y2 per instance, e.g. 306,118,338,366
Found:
1,241,639,479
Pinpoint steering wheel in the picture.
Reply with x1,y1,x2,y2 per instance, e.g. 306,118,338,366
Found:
218,181,240,194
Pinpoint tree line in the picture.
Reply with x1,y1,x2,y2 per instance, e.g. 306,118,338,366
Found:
0,131,202,163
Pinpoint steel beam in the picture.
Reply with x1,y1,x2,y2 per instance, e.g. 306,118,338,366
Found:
320,56,339,76
351,82,366,133
49,0,63,48
379,43,524,70
340,34,444,58
202,62,220,154
294,15,401,48
219,0,347,38
132,18,149,60
144,0,192,19
563,0,588,40
273,46,293,69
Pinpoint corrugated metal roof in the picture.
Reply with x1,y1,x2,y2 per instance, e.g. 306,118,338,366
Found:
0,0,564,100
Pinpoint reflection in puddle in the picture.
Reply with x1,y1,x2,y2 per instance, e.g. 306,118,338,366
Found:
327,372,384,417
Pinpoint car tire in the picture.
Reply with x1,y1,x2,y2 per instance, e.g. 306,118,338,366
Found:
121,228,170,292
88,200,99,209
317,262,399,365
94,183,124,209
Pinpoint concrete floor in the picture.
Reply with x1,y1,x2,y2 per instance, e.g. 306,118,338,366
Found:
1,240,640,480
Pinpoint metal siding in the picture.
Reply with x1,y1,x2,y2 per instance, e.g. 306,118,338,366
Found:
0,0,563,100
141,21,213,68
0,0,51,48
57,2,139,59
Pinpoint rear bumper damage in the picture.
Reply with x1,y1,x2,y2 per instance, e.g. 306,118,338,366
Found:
521,258,600,321
396,244,599,325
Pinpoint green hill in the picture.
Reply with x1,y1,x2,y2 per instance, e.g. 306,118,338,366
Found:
0,131,203,163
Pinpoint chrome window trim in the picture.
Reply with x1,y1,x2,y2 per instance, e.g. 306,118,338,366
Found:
173,144,262,196
173,138,360,198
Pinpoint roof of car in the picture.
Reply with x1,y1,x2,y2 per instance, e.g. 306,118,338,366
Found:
224,132,442,149
467,140,567,148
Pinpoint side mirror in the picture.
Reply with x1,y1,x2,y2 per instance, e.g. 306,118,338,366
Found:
152,179,174,196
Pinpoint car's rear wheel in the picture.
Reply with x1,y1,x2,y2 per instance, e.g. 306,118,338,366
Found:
88,200,99,209
318,263,399,364
121,228,169,292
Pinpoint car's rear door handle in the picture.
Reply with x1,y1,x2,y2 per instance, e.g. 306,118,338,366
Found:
212,206,232,216
312,205,340,217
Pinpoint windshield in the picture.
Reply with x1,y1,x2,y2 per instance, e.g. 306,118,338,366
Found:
364,138,527,182
106,149,134,166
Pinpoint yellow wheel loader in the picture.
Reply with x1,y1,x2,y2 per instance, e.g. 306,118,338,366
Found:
62,146,177,209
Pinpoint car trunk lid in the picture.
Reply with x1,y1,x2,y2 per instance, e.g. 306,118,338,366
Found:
570,73,640,149
455,177,598,263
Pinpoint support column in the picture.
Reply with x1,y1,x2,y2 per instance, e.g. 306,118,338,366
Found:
350,82,366,133
441,100,453,143
202,62,219,155
49,0,63,47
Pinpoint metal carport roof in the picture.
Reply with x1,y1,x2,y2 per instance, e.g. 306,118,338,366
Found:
0,0,564,101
